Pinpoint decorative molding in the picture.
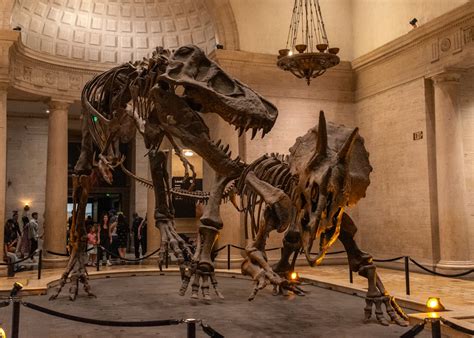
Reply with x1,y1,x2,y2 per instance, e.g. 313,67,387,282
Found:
352,1,474,101
431,71,462,85
9,42,96,101
48,99,73,111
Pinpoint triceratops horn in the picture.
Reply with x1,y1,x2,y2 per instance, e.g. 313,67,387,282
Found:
308,111,328,168
337,127,359,163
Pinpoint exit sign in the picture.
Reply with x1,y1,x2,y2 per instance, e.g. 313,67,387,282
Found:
413,131,423,140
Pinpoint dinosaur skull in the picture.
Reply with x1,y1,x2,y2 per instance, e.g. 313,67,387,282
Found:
157,45,278,137
289,111,372,266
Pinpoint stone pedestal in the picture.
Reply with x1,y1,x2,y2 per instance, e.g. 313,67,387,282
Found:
432,72,473,272
43,100,71,268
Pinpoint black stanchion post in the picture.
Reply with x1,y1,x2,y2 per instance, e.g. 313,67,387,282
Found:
227,245,230,270
349,267,353,284
404,256,410,295
37,250,42,280
186,318,196,338
11,300,20,338
96,245,100,271
431,319,441,338
165,248,169,269
7,259,15,277
10,282,23,338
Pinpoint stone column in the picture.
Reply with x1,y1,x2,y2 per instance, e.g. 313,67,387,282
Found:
0,30,19,275
432,71,473,271
43,100,71,268
0,84,7,270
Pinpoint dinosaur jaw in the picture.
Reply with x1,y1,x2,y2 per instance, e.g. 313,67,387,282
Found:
157,45,278,140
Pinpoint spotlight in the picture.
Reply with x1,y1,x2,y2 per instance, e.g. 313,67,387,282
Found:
183,150,194,157
24,204,30,212
426,297,445,312
10,282,23,297
216,44,224,49
409,18,418,28
12,26,21,31
290,271,299,281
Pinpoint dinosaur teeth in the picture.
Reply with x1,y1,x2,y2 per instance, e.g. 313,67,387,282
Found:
215,139,222,147
223,144,230,153
231,116,239,124
239,127,245,137
261,129,267,138
234,156,240,162
245,120,251,130
227,151,232,158
251,128,258,140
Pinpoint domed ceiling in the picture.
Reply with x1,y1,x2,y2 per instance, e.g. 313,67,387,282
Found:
11,0,217,64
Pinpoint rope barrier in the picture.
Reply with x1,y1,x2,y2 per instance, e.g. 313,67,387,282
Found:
373,256,405,263
22,301,183,327
440,317,474,335
46,250,70,257
99,246,161,262
0,300,10,308
409,258,473,278
211,245,228,254
0,250,37,266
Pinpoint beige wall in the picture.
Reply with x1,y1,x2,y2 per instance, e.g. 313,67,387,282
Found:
352,79,435,261
6,115,48,223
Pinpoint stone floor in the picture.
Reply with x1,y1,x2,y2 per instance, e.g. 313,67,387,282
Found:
0,262,472,336
0,275,428,338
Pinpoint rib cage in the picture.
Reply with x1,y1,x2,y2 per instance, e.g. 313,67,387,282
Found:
237,153,297,240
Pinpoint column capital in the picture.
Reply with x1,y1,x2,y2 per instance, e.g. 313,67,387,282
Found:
47,99,73,111
431,71,462,85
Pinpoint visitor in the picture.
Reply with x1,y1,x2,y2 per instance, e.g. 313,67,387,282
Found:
116,213,128,260
108,209,119,264
4,219,19,271
29,212,39,260
18,216,30,258
139,216,147,256
97,213,112,266
132,212,144,258
87,225,98,266
10,210,22,237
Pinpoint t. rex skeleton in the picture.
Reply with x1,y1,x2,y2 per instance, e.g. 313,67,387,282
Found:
50,44,277,301
50,44,407,326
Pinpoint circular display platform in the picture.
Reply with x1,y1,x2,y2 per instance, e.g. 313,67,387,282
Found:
0,274,426,337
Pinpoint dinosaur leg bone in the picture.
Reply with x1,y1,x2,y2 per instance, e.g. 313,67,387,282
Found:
241,171,294,300
339,213,408,326
149,149,190,269
50,175,94,301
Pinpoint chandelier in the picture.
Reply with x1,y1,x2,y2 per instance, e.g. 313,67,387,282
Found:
277,0,340,85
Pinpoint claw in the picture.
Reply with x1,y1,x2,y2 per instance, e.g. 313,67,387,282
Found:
364,295,408,326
